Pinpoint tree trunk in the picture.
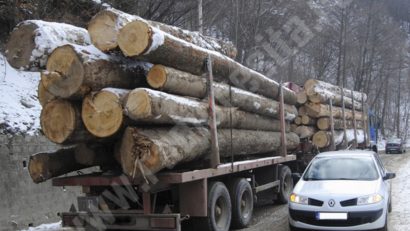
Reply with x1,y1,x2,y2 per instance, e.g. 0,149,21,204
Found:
312,129,365,149
304,79,367,103
304,102,364,120
301,115,317,126
295,126,317,139
82,88,131,138
6,20,90,71
28,144,115,183
147,65,298,120
317,117,364,130
117,20,297,105
88,8,237,58
38,80,56,107
119,126,300,181
40,99,97,144
125,88,288,132
307,89,362,110
41,44,149,99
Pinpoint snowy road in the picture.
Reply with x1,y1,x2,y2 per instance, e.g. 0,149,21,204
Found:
240,151,410,231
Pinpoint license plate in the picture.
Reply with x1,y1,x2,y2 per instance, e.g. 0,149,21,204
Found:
316,212,348,220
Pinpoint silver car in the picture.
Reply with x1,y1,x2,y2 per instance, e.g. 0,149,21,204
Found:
289,151,395,231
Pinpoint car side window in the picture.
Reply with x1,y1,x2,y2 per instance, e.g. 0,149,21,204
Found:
373,154,386,176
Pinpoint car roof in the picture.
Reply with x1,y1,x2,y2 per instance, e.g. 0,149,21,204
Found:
315,150,376,158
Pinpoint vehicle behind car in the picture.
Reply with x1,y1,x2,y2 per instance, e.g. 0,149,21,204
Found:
386,138,405,154
289,150,395,231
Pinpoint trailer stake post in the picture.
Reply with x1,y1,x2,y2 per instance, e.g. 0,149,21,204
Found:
329,99,336,151
279,83,287,157
351,91,358,149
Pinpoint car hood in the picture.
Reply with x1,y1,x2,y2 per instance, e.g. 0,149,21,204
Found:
294,180,380,197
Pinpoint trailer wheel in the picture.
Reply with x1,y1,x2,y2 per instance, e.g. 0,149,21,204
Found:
204,181,232,231
227,178,253,229
276,165,293,204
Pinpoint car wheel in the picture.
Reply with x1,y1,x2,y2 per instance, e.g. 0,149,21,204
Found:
276,165,293,204
227,178,253,229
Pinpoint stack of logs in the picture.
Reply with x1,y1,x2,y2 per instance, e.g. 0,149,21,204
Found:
293,79,367,150
7,9,301,184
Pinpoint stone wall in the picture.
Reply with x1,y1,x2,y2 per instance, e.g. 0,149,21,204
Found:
0,133,80,230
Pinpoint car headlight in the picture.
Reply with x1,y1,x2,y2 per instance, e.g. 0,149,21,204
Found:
290,193,309,205
357,194,383,205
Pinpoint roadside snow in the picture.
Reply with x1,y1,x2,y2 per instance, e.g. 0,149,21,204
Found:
0,54,41,135
20,222,62,231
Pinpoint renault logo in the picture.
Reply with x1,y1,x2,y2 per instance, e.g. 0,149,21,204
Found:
328,199,335,207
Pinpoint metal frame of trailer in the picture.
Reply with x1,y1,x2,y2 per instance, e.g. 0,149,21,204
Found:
53,55,297,231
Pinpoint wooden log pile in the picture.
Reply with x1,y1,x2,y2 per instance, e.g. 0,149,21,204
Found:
10,9,300,184
293,79,368,149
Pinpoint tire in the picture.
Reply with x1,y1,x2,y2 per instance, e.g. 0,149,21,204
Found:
276,165,294,204
227,178,253,229
202,181,232,231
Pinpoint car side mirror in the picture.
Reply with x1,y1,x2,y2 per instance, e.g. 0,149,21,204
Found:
383,172,396,180
292,173,301,185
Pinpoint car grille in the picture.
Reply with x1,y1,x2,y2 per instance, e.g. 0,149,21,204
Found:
308,198,324,207
340,198,357,207
289,209,383,227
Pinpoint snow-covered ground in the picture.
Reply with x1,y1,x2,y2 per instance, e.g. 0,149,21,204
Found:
20,222,64,231
0,54,41,135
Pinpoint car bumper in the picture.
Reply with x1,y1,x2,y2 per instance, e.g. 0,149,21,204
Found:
288,205,386,230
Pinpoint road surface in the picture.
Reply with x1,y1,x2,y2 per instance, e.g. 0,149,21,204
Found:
240,151,410,231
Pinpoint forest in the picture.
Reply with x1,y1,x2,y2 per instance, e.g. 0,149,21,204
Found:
0,0,409,139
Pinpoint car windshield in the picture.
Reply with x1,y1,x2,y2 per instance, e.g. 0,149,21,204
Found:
303,156,379,181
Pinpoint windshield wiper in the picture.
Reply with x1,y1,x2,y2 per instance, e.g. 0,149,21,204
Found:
304,177,322,181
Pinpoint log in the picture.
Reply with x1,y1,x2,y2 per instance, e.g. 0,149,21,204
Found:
304,79,367,103
296,91,307,105
301,115,317,126
117,20,297,105
312,129,365,149
88,8,237,58
298,106,307,116
41,44,149,99
125,88,287,132
40,99,96,144
317,117,364,130
82,88,130,138
119,126,300,181
290,124,298,133
304,102,364,120
5,20,91,71
294,116,302,125
37,80,56,107
28,144,114,183
147,65,298,120
295,126,317,139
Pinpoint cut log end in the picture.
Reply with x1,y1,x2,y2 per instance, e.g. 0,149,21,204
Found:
125,89,152,120
82,91,125,138
6,23,37,69
41,99,77,144
38,80,56,107
43,45,85,98
147,65,167,89
296,91,307,104
119,127,161,181
118,20,152,57
28,154,49,183
312,131,329,148
88,10,119,51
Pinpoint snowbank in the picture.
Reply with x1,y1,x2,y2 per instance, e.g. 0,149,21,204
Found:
20,222,63,231
0,54,41,135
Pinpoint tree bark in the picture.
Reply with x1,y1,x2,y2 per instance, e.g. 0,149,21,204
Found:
317,117,364,130
40,99,97,144
119,126,300,181
28,144,115,183
117,20,297,105
304,79,367,103
82,88,131,138
306,87,362,110
147,65,298,120
41,44,149,99
295,126,317,139
312,129,365,149
88,8,237,58
6,20,90,71
304,102,364,120
125,88,288,132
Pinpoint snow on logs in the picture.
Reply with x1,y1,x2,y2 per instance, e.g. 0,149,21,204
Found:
6,20,91,71
88,8,237,58
119,127,300,181
116,19,297,105
40,44,150,99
